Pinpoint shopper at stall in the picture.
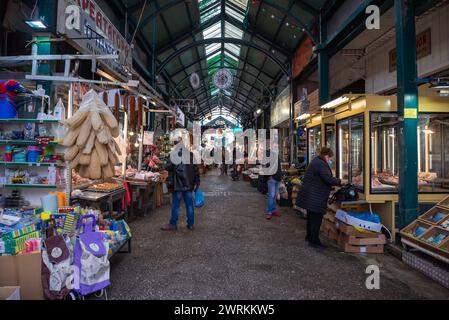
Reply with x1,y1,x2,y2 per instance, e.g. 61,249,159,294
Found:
262,145,283,220
161,140,200,231
297,147,341,249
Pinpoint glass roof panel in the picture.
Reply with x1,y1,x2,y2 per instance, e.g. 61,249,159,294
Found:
199,0,248,110
199,0,220,11
225,5,245,22
203,22,221,38
224,22,243,39
200,5,221,23
228,0,248,11
224,43,240,56
205,43,221,55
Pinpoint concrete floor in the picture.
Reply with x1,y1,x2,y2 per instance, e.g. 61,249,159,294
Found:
109,170,449,300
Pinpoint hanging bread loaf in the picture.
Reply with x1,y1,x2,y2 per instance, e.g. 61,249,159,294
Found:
76,116,92,148
83,131,96,154
63,90,123,180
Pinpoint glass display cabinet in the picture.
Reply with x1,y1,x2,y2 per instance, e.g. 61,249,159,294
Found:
307,125,321,164
337,116,364,190
325,124,336,174
321,93,449,241
370,113,449,193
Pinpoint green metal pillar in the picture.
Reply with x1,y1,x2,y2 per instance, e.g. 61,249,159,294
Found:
395,0,419,228
318,11,330,106
35,0,57,100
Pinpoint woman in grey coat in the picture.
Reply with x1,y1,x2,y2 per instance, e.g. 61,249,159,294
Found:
296,147,341,248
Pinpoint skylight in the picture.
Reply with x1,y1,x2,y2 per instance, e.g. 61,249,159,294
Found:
198,0,249,122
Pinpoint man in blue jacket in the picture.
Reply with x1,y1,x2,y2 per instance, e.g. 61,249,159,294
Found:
296,147,341,248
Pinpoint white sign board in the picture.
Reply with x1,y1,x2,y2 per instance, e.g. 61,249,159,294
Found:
143,131,154,146
271,86,291,127
175,106,185,127
57,0,132,78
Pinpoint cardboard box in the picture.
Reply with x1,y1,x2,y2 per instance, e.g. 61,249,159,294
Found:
323,219,337,232
336,220,380,238
338,234,384,253
0,252,43,300
0,286,20,300
340,234,386,246
336,210,383,233
339,241,384,254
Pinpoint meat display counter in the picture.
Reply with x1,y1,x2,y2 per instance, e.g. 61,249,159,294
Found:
316,93,449,240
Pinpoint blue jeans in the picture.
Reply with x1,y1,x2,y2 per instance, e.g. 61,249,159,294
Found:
170,191,195,227
266,178,279,214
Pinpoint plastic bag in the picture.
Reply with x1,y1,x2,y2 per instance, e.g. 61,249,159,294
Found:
194,189,205,208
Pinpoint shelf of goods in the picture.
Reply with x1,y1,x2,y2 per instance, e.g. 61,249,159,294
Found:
0,206,132,300
401,195,449,264
304,93,449,240
0,118,68,208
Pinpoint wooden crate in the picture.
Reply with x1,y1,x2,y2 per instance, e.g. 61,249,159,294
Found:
438,195,449,209
340,234,386,246
400,220,433,246
419,206,449,226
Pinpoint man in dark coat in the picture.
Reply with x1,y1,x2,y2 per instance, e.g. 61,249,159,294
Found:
161,141,200,231
296,147,341,248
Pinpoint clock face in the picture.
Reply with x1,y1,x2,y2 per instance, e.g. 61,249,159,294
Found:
213,68,233,89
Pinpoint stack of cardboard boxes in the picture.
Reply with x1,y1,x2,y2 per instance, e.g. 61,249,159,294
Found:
321,206,386,254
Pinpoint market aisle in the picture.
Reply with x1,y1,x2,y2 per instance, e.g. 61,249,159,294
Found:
108,170,449,300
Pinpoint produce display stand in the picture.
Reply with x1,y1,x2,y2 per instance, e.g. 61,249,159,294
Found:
299,93,449,241
401,195,449,264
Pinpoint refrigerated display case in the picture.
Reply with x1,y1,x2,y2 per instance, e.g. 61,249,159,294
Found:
337,115,364,190
307,125,321,164
370,112,449,194
325,124,336,174
321,93,449,240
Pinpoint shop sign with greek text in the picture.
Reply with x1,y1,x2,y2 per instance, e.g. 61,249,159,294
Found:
56,0,132,78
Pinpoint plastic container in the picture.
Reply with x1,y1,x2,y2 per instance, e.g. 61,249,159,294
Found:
13,148,27,163
4,146,12,162
26,146,41,163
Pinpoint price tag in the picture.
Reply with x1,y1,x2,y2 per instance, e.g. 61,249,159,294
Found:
36,163,41,167
28,163,33,167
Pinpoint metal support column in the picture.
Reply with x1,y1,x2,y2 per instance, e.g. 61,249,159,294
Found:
395,0,419,228
289,78,295,163
34,0,57,101
318,11,330,106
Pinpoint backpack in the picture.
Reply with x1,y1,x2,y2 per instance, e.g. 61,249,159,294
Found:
330,184,359,203
73,214,110,296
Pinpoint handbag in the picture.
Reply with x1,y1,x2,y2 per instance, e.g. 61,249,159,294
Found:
194,189,205,208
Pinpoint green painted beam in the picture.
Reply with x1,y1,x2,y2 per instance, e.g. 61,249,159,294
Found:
395,0,419,228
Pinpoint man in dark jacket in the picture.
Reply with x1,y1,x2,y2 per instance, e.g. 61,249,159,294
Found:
161,143,200,231
296,147,341,248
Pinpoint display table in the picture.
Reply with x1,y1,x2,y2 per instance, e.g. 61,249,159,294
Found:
126,180,155,218
74,188,128,221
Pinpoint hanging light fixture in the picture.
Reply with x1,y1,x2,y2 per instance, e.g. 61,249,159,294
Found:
25,19,49,31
